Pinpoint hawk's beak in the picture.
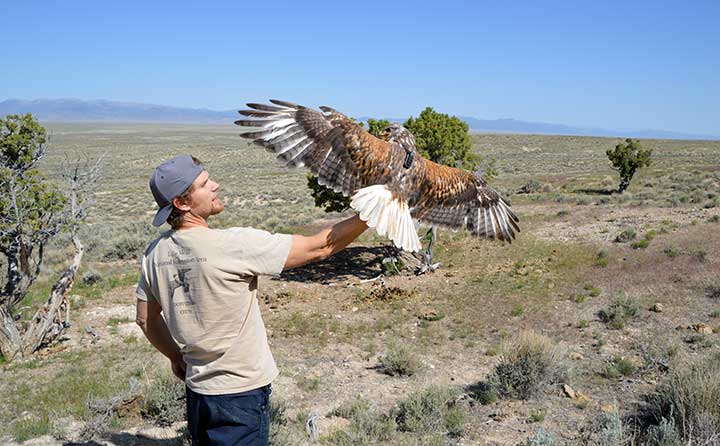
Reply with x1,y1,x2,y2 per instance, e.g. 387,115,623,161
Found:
379,129,391,141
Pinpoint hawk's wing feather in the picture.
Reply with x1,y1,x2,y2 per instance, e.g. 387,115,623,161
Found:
414,160,520,242
235,101,401,196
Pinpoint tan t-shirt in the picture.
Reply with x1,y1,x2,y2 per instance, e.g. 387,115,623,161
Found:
135,226,292,395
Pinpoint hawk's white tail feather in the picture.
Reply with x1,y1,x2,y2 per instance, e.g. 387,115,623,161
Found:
350,185,421,253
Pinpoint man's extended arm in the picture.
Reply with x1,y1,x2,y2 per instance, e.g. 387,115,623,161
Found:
284,214,368,269
136,299,186,380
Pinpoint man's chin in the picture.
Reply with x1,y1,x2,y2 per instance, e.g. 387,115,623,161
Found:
211,202,225,215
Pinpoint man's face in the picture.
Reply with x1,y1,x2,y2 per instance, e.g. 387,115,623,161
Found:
184,170,224,220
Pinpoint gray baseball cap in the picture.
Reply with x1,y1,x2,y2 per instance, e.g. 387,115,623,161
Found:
149,155,204,226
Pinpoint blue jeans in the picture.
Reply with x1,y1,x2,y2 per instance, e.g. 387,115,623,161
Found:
186,385,271,446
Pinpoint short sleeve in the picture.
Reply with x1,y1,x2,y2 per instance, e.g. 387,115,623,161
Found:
222,228,292,276
135,256,156,302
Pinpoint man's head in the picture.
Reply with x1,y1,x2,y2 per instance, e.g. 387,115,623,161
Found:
150,155,224,228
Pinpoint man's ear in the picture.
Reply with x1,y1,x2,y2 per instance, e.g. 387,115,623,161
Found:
172,196,191,212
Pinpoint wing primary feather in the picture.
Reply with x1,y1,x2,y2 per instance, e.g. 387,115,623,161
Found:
238,110,291,118
245,103,290,112
234,119,268,128
269,99,300,108
488,206,499,240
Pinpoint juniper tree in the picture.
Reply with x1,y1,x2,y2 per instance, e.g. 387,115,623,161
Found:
0,114,101,360
606,138,653,193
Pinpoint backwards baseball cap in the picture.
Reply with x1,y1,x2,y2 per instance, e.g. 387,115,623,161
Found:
149,154,204,226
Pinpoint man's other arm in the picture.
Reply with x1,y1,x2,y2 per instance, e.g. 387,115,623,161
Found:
284,214,368,270
136,299,186,380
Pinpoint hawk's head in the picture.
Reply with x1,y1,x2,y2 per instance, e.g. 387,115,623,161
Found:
380,124,416,152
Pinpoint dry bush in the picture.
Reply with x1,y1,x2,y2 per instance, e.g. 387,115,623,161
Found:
525,427,556,446
141,373,185,427
490,331,565,400
269,398,305,446
578,408,632,446
615,227,637,243
392,385,467,437
518,179,543,194
639,353,720,445
705,283,720,299
598,296,640,329
378,342,422,377
322,399,396,446
79,379,141,441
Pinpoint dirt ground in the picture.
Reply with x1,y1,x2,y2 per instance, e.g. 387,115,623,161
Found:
6,198,720,446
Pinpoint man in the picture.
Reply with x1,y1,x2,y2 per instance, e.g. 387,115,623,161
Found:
135,154,367,446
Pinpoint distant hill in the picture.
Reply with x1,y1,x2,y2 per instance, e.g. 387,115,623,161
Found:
1,98,717,140
0,99,237,124
359,116,718,141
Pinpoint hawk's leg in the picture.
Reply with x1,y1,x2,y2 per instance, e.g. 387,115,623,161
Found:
417,226,441,275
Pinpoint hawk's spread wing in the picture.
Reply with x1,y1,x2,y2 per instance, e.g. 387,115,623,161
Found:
413,160,519,242
235,100,405,197
235,100,519,250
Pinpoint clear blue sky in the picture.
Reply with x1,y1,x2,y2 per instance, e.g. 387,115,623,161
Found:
2,0,718,134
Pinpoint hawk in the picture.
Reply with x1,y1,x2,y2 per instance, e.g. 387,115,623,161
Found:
235,100,519,252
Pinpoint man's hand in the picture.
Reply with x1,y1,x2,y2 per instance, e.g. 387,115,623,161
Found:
171,357,187,381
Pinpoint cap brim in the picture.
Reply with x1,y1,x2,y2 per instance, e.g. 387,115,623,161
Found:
152,204,173,227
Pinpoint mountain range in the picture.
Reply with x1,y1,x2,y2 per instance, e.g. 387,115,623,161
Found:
0,98,716,140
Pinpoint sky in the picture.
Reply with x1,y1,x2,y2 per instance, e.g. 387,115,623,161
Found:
1,0,719,135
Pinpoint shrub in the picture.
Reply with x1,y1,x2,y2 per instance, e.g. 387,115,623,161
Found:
330,398,371,419
602,357,637,379
631,239,650,249
269,398,305,446
598,297,640,329
526,427,555,446
595,250,609,267
393,386,466,436
645,418,681,446
511,304,525,316
295,375,321,392
104,235,147,261
378,342,422,377
663,247,680,258
80,379,141,441
322,399,396,446
585,409,631,446
467,381,498,405
640,354,720,445
528,408,547,423
705,284,720,299
615,227,637,243
584,284,601,297
141,373,185,427
490,331,564,399
518,179,543,194
82,269,103,286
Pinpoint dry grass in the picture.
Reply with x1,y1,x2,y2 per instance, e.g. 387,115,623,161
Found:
488,331,565,400
639,353,720,445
